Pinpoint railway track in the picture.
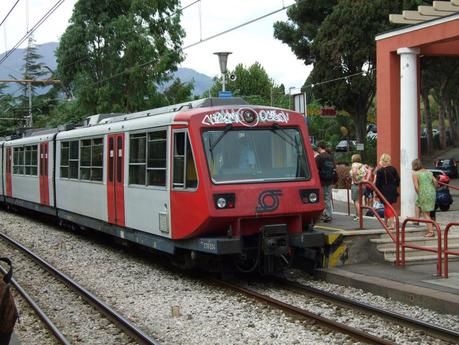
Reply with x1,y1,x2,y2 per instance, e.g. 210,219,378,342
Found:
0,231,161,345
279,278,459,344
213,278,459,345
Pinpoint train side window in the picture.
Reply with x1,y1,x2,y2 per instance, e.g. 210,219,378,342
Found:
60,142,70,178
31,145,38,175
91,138,103,181
24,145,38,176
147,131,167,187
185,136,197,188
13,148,19,174
80,139,91,180
69,141,79,179
129,133,146,185
79,138,103,182
173,131,197,190
12,147,32,175
173,132,185,188
18,147,25,174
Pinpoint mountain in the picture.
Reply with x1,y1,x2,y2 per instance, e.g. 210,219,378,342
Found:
0,42,213,96
173,67,214,96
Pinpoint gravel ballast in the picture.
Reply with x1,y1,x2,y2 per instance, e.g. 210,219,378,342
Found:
0,209,457,344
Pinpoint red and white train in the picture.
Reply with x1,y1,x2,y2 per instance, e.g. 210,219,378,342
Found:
0,98,325,274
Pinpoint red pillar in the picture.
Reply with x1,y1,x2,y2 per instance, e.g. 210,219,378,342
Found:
376,44,400,212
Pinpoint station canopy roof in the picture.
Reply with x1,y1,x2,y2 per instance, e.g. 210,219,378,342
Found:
390,0,459,24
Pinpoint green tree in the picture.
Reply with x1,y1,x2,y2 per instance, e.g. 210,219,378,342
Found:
162,78,194,105
56,0,185,117
274,0,425,143
209,62,288,107
0,84,15,135
20,36,47,96
9,36,47,126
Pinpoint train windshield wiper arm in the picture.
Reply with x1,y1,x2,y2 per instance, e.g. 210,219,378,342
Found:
209,124,233,152
270,123,297,149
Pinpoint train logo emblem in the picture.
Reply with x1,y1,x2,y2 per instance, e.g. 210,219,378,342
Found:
256,190,282,213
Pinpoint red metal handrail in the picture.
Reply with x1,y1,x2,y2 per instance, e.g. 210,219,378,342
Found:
358,181,400,266
444,222,459,278
437,180,459,191
401,218,442,276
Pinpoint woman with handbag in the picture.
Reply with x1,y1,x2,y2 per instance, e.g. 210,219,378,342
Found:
375,154,400,230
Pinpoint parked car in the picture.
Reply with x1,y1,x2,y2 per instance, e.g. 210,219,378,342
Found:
428,168,448,179
335,140,356,152
434,158,458,178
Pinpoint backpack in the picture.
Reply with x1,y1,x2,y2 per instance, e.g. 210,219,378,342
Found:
319,157,337,183
353,163,367,183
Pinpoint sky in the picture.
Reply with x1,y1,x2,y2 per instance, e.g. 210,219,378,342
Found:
0,0,311,91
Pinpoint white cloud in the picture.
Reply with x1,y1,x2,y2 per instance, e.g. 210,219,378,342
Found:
0,0,310,88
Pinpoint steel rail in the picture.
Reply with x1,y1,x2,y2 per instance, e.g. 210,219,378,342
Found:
212,278,395,345
278,278,459,344
0,232,161,345
0,265,71,345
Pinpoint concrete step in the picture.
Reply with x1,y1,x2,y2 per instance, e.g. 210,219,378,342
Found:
374,237,459,251
369,233,459,246
377,227,425,240
384,253,459,263
380,244,459,258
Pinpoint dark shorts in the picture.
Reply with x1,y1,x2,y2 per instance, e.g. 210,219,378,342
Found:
363,187,373,198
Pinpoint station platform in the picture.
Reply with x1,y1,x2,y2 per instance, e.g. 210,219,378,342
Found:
315,200,459,315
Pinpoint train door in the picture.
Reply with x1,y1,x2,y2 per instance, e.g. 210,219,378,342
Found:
107,134,125,226
5,147,12,197
39,142,50,205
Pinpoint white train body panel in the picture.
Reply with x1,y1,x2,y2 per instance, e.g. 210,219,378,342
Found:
56,179,108,220
4,134,55,206
55,110,177,238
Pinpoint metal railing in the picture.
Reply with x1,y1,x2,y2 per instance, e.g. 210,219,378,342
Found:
358,181,400,265
444,222,459,278
401,218,443,276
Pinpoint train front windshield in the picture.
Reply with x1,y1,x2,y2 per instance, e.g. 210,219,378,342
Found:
202,128,310,184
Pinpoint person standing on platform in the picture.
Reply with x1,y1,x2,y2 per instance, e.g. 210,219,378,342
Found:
315,141,337,223
350,154,367,221
374,153,400,230
411,159,437,237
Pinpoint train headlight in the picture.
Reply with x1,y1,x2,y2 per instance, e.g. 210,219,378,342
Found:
299,189,320,204
214,193,236,209
242,110,256,123
309,192,318,203
216,197,227,209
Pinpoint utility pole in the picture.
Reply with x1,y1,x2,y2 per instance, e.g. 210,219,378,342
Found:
0,79,60,128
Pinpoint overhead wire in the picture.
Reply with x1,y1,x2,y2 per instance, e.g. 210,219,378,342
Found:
6,0,372,105
44,0,201,77
0,0,21,27
75,0,295,88
0,0,66,65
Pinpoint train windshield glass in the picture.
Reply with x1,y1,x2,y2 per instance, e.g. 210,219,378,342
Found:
202,128,310,184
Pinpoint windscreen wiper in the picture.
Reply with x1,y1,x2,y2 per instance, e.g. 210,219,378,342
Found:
209,124,233,152
270,123,297,149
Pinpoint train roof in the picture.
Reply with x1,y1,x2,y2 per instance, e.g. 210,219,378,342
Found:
2,97,249,144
